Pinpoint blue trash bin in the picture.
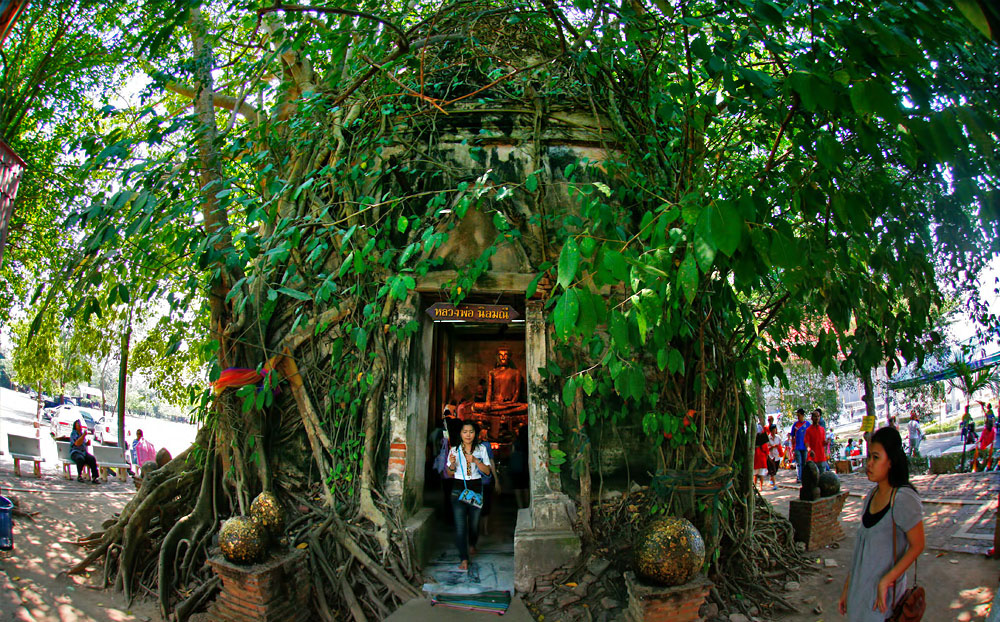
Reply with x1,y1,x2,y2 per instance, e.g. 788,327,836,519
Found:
0,495,13,550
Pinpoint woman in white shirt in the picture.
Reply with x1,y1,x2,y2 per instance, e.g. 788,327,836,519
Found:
445,420,492,570
767,425,781,490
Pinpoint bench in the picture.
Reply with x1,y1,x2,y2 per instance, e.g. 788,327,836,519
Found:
92,444,129,480
55,441,75,479
7,433,44,477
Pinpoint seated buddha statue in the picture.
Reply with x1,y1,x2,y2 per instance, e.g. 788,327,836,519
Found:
473,348,528,417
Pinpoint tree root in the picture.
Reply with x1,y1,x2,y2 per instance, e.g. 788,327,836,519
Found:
174,575,221,622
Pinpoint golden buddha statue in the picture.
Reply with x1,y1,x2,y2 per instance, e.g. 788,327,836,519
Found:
474,348,527,417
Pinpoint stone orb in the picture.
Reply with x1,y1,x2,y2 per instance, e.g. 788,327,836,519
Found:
818,471,841,497
250,491,285,540
635,516,705,586
219,516,265,565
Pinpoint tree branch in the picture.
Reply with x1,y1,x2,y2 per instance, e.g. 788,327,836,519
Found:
162,82,261,125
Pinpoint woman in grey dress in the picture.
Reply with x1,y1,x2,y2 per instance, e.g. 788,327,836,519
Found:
838,426,924,621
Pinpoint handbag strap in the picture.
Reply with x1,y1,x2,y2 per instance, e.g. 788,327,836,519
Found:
890,486,919,610
458,449,469,491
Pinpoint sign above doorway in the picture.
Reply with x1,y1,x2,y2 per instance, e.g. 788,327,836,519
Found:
425,303,521,324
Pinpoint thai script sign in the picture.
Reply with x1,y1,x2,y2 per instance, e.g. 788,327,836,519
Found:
425,303,520,323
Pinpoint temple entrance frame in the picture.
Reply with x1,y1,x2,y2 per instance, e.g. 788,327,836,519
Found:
386,273,581,590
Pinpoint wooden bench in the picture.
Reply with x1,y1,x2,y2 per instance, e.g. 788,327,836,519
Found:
92,444,129,480
7,433,44,478
55,441,76,479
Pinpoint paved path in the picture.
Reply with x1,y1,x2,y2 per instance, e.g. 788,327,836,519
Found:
765,469,998,621
386,596,533,621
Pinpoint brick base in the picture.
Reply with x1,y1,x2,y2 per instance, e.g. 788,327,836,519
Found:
207,549,310,622
788,491,849,551
624,571,712,622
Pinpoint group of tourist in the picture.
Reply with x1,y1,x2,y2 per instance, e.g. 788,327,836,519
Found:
753,407,831,490
961,402,998,472
68,420,159,484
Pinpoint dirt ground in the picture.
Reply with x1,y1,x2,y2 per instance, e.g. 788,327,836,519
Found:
0,473,161,622
2,463,998,621
763,469,998,622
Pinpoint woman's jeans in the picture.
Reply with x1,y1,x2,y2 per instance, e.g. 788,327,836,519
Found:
795,449,808,481
74,453,99,479
451,490,481,562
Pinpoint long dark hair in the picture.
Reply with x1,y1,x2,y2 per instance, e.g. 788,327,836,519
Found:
870,426,916,491
459,420,481,451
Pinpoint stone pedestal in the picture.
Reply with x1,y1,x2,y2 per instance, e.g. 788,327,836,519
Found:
513,498,581,593
207,549,310,622
788,491,849,551
405,507,435,568
624,571,712,622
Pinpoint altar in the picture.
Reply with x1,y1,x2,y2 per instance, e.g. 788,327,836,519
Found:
436,326,528,454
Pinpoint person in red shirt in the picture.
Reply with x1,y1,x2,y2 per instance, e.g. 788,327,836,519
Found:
805,409,829,472
974,420,996,472
753,431,769,490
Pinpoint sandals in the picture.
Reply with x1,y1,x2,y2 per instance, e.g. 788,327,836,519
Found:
91,477,101,484
77,475,86,483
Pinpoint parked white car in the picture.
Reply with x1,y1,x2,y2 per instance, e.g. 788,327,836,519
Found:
49,405,98,440
95,413,131,446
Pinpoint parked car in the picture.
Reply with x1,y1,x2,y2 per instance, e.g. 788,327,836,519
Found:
49,405,97,440
95,413,128,446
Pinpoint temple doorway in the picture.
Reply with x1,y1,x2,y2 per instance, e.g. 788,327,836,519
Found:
420,314,528,595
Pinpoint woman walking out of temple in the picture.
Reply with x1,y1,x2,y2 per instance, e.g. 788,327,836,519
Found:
446,420,492,570
838,426,924,621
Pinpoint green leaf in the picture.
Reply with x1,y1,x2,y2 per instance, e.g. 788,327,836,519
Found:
562,376,577,406
609,312,629,353
581,373,596,396
557,238,581,289
526,261,552,299
554,288,581,341
642,412,659,435
396,216,408,233
678,252,698,304
292,177,314,199
694,209,717,272
668,349,686,375
353,327,368,350
578,289,598,336
711,201,743,257
525,173,538,193
277,287,311,301
602,249,628,281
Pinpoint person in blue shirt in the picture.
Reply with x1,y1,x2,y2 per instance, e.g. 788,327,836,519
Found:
69,420,101,484
790,408,811,484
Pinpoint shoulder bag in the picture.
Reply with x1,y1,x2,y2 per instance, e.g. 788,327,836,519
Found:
456,450,483,509
889,488,925,622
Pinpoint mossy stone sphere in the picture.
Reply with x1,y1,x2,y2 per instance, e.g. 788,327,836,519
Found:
635,516,705,586
818,471,841,497
250,491,285,540
219,516,265,564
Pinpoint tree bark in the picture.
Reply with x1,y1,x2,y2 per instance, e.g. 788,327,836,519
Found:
117,312,132,449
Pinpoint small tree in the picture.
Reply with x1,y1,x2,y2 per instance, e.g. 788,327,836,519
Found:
947,359,996,414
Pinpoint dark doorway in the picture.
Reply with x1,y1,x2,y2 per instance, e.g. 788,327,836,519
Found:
421,316,528,594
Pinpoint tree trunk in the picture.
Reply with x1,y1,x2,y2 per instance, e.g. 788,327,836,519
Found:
117,313,132,449
861,368,876,452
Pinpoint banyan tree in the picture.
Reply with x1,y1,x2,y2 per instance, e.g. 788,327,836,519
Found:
41,0,998,620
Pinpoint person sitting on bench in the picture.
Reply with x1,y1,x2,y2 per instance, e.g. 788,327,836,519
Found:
69,420,101,484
